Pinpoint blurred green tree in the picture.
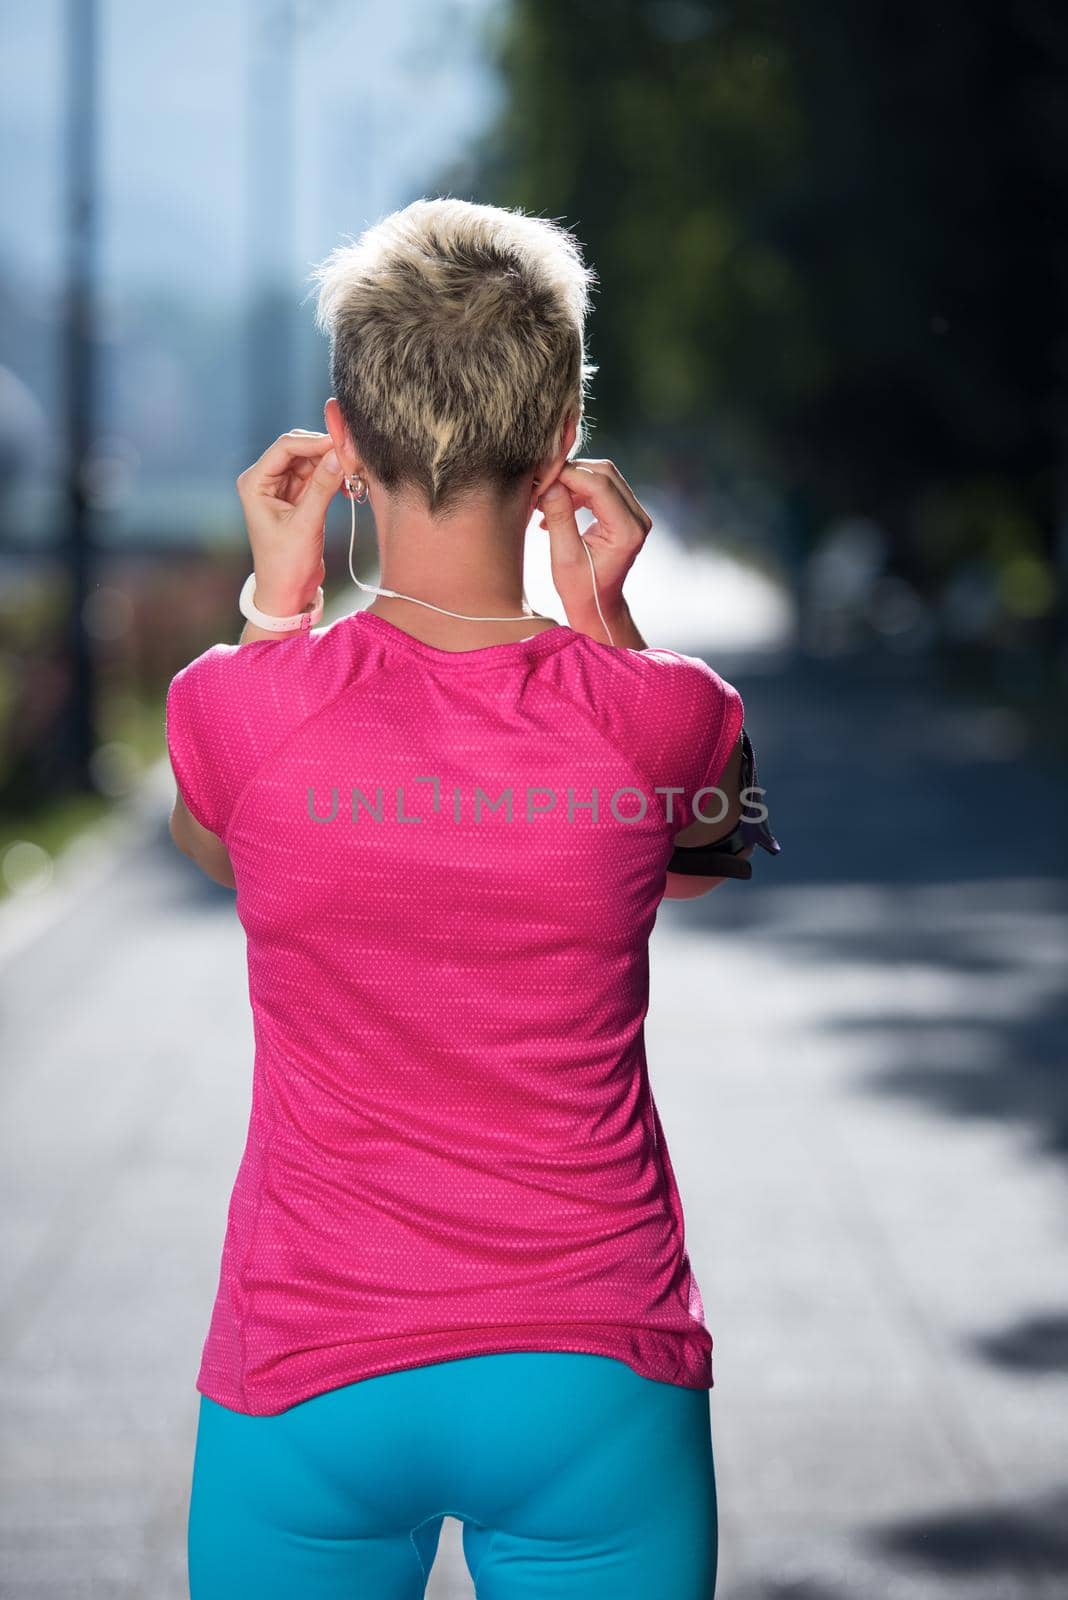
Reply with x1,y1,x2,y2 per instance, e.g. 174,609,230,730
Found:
463,0,1068,655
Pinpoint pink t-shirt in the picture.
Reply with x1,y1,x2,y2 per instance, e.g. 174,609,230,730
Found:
165,607,744,1415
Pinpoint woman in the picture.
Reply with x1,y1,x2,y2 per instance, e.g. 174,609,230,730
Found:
168,198,779,1599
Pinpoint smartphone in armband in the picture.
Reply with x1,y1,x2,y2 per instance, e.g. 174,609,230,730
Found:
667,726,782,880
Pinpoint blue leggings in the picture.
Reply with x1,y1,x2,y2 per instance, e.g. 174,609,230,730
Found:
187,1351,717,1598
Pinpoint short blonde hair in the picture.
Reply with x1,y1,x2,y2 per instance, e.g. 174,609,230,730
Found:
306,198,598,515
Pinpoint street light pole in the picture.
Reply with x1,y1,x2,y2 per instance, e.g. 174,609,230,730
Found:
62,0,98,793
245,0,297,468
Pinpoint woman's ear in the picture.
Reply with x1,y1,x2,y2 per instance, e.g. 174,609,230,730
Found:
528,411,580,515
528,461,564,517
323,397,357,475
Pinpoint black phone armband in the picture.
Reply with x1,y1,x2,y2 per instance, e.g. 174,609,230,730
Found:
666,725,782,881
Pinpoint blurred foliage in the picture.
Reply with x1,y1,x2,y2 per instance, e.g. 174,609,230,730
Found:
0,554,245,817
0,792,111,903
466,0,1068,656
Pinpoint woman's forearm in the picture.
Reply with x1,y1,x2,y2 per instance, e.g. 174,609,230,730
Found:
565,596,647,650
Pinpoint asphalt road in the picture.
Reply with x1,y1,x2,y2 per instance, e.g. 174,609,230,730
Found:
1,640,1066,1599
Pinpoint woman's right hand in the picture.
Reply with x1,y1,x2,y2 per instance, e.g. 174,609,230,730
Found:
535,460,652,644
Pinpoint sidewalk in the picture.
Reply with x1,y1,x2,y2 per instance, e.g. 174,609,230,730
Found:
647,647,1068,1600
0,644,1065,1598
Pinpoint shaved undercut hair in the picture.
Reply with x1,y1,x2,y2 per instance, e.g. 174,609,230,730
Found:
306,197,598,516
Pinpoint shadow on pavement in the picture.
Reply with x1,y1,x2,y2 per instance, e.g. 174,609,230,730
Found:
868,1485,1068,1578
971,1313,1068,1376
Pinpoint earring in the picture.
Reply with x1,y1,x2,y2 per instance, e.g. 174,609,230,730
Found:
345,473,369,503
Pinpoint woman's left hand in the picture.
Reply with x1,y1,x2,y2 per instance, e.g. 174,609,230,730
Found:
235,429,346,615
535,459,652,639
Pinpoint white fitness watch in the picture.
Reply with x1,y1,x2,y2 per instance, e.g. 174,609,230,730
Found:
238,572,325,633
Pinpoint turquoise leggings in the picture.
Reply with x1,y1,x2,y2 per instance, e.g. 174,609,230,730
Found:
187,1351,717,1597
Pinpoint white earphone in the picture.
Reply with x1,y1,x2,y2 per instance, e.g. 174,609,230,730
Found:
342,471,616,646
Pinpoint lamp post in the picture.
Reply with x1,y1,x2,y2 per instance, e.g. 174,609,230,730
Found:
245,0,299,467
61,0,99,792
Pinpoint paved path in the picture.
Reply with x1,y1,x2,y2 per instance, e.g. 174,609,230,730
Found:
1,642,1066,1598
